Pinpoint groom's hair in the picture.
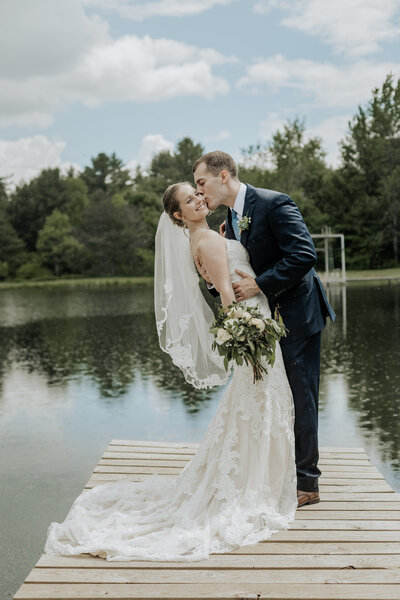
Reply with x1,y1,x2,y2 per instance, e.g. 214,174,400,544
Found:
192,151,238,178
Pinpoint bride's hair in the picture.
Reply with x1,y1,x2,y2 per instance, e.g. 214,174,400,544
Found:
162,182,190,228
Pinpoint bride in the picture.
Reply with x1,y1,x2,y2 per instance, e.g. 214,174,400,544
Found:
44,182,297,562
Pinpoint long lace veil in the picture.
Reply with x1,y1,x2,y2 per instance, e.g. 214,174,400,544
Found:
154,212,231,389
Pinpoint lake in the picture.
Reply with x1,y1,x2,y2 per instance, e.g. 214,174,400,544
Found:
0,280,399,599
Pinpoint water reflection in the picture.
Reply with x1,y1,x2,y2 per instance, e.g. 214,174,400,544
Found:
0,281,400,600
321,282,400,481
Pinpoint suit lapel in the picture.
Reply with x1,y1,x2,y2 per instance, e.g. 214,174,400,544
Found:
239,184,256,247
225,207,235,240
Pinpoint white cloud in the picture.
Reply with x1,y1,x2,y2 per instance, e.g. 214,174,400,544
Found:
0,2,233,129
253,0,280,14
237,54,400,109
254,0,400,58
0,0,109,79
0,135,79,188
204,130,231,142
83,0,237,20
307,114,351,167
127,133,174,173
259,112,287,139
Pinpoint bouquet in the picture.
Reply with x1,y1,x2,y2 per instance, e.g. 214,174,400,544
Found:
210,302,287,383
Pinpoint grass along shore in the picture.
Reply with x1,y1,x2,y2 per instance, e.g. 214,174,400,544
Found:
0,276,153,290
0,267,399,290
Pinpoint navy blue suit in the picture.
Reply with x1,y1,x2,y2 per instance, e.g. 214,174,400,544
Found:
225,184,335,492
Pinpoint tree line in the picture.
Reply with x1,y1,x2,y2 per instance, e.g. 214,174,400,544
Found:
0,75,399,281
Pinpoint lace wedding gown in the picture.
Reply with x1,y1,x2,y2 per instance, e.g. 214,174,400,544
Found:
45,238,297,562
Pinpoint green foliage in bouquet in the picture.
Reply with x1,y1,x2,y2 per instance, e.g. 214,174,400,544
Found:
210,302,287,383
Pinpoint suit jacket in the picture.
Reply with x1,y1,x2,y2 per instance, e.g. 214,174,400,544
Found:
224,184,335,345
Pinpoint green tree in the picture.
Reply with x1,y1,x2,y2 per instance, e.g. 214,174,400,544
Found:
0,179,26,278
338,74,400,267
37,210,86,276
8,168,78,251
81,152,131,199
0,215,26,278
63,176,90,226
78,199,146,276
148,137,204,192
240,119,329,232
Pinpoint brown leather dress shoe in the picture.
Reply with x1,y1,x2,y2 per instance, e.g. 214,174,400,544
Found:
297,490,320,508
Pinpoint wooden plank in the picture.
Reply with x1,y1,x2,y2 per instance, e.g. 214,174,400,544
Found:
268,530,400,541
316,493,397,500
25,567,400,583
102,451,195,459
315,465,379,473
95,462,380,473
36,553,400,569
105,446,369,460
93,465,384,478
319,484,393,492
291,520,400,530
85,473,393,492
14,443,400,600
318,459,371,466
98,459,189,467
228,541,400,554
319,473,385,480
97,459,379,472
85,473,389,485
110,440,199,448
101,453,372,466
13,582,400,599
301,501,400,510
105,446,197,455
294,510,400,520
94,466,182,474
109,442,367,453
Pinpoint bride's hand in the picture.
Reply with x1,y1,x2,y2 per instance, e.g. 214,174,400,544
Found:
195,255,213,284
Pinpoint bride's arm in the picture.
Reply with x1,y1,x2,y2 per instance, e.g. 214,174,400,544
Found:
196,233,235,308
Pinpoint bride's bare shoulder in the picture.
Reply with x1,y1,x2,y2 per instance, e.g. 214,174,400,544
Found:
198,229,224,245
194,229,226,255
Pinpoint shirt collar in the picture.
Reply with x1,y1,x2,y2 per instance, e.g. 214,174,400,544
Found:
231,182,246,218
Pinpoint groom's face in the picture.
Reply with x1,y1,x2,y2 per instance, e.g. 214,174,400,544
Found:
193,162,226,211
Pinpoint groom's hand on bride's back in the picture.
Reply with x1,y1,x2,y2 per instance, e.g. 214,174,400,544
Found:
195,255,213,284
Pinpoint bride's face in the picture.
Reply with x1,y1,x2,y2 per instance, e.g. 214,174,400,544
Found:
173,184,209,225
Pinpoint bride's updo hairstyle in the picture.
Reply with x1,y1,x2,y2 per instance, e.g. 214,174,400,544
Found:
162,181,190,228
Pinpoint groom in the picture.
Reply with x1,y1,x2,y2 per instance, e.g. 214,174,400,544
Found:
193,151,335,508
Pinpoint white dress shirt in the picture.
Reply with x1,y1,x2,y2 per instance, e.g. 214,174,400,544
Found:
231,182,247,219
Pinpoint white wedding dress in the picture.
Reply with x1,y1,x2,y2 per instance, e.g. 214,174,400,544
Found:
44,238,297,562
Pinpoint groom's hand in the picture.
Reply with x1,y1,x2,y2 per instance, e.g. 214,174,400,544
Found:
195,255,213,285
233,269,261,301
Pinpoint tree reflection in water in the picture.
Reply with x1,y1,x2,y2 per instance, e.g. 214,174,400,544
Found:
0,282,399,467
1,311,214,412
322,282,400,473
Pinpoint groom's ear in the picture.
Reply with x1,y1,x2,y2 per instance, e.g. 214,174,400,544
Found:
219,170,230,184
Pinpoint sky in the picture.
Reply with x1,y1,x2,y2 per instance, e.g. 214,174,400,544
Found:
1,0,400,188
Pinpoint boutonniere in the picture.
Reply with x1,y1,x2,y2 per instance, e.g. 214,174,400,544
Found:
238,214,251,233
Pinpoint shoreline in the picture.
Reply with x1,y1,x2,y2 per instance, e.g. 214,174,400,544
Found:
0,269,399,290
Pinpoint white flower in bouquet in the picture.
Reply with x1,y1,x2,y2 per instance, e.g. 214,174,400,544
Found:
216,328,232,345
250,317,265,332
228,307,243,318
210,302,288,383
225,318,237,328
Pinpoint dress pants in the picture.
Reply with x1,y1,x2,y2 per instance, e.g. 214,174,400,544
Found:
280,331,322,492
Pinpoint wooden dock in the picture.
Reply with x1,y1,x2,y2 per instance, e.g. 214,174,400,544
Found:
14,441,400,599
